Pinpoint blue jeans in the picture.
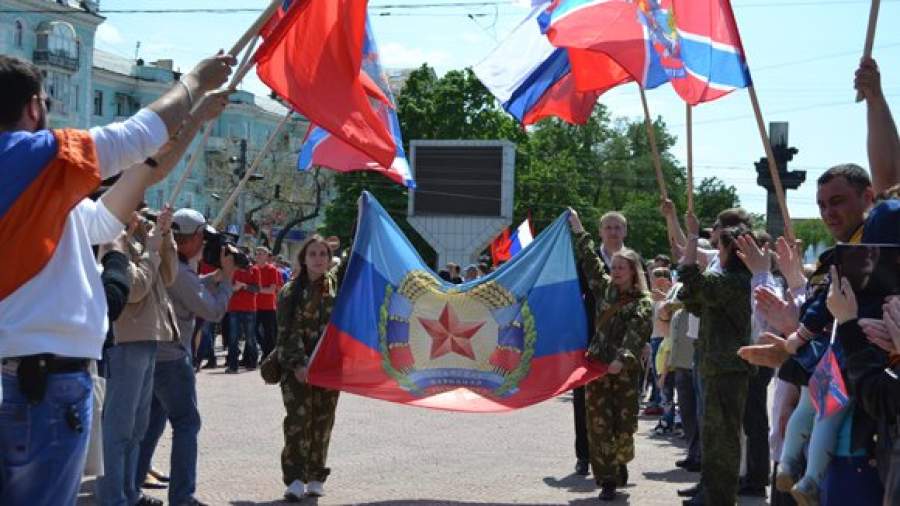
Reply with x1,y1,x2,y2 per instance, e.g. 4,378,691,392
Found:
96,342,158,506
227,311,258,371
196,321,216,364
647,336,663,406
0,370,92,505
136,356,201,504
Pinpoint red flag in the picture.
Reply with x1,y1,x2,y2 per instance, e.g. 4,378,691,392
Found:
254,0,396,168
490,228,512,266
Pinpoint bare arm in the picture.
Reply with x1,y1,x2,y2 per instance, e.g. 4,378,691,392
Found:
101,92,231,224
856,57,900,193
660,199,687,254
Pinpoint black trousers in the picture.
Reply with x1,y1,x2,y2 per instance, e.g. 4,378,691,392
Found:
573,385,589,461
256,310,278,359
743,366,773,488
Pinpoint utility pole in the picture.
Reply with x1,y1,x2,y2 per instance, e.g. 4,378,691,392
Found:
235,139,248,241
754,122,806,239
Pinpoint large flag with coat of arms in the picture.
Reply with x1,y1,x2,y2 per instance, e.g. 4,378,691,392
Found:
307,192,604,412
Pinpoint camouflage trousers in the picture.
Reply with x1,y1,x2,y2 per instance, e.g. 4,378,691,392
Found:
585,368,640,485
280,376,340,485
700,372,748,506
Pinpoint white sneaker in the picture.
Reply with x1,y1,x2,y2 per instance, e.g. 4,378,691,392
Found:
284,480,305,501
306,481,325,497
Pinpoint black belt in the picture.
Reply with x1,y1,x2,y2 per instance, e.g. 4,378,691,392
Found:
2,355,90,374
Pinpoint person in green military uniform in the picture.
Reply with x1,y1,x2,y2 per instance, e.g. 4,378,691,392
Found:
568,209,654,502
275,234,346,502
677,212,754,506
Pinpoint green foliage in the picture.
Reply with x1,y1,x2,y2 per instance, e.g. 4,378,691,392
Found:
793,219,834,250
321,64,742,264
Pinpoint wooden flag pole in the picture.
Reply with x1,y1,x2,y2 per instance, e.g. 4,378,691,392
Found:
748,85,796,242
638,85,669,201
212,110,293,229
856,0,881,102
229,0,281,57
167,35,262,207
686,103,694,213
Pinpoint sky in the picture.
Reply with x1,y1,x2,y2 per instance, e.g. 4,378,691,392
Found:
92,0,900,219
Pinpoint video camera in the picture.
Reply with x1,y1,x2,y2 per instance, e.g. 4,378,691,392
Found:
202,229,251,269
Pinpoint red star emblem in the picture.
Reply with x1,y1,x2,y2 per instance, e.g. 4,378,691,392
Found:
418,303,485,361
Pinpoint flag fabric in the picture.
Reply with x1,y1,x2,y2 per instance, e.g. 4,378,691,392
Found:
0,129,100,301
541,0,752,105
808,346,850,420
307,192,605,412
473,2,630,125
490,218,535,265
297,18,414,188
490,228,512,265
254,0,396,169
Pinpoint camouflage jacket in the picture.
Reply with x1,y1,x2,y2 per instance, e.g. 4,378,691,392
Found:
677,263,753,377
276,262,346,372
574,232,653,370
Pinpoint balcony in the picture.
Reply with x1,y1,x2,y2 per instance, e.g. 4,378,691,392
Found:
33,49,79,72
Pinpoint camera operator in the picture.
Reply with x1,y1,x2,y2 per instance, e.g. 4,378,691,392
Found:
135,208,236,506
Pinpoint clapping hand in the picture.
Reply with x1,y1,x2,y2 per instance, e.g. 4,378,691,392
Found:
826,266,858,324
754,286,799,336
772,236,806,289
735,234,770,275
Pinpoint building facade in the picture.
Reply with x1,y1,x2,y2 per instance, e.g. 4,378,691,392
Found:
2,0,325,255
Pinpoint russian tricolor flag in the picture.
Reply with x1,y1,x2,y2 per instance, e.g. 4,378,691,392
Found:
473,2,630,125
490,217,535,266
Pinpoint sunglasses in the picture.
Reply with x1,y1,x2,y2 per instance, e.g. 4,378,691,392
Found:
652,271,671,279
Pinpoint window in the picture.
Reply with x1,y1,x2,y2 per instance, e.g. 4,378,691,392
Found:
14,20,23,48
45,71,70,115
93,90,103,116
115,94,128,116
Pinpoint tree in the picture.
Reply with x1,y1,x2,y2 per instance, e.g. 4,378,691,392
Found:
322,64,740,264
692,177,742,228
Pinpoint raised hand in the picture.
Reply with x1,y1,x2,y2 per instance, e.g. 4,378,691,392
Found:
826,266,858,324
194,90,232,123
186,50,238,93
567,208,585,234
854,57,882,102
735,234,770,275
684,212,699,237
772,236,806,289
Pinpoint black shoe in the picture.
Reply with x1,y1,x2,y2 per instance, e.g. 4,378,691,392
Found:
201,360,217,369
618,464,628,486
677,484,700,497
575,459,589,476
675,458,692,468
682,497,704,506
136,496,164,506
676,458,701,472
598,481,617,501
737,484,767,497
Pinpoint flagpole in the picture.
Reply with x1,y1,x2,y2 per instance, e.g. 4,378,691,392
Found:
167,36,262,207
686,103,694,213
638,85,669,201
856,0,881,102
747,85,796,242
212,110,293,229
229,0,282,57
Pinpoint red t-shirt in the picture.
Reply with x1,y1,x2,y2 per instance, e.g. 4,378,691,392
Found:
198,260,216,276
256,263,281,311
228,266,261,312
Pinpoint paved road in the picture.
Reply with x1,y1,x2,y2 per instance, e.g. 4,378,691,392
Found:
80,364,770,506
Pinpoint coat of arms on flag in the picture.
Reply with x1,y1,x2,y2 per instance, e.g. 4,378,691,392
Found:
307,192,605,412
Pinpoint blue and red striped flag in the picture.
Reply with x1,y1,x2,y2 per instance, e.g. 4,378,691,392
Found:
541,0,752,105
297,18,414,188
0,129,100,301
308,192,605,412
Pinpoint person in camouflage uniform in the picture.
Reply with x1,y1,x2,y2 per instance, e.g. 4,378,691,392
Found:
677,213,754,506
275,234,346,501
569,210,654,502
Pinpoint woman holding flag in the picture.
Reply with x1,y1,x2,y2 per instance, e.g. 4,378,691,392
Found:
274,234,346,501
568,209,653,502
